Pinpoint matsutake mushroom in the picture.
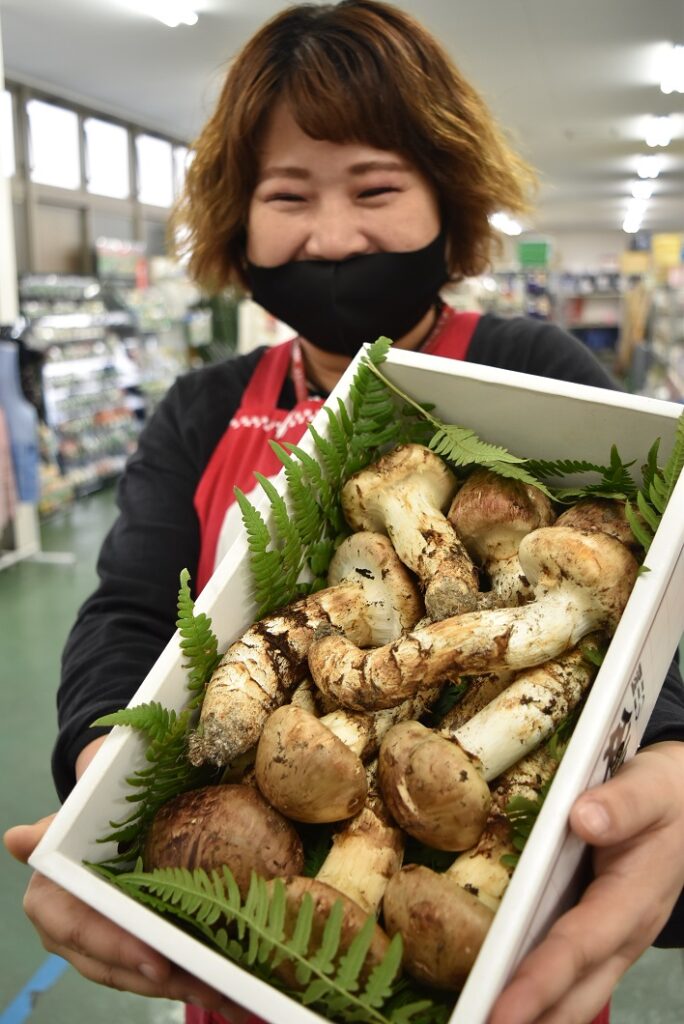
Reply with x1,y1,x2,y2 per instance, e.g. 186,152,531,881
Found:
142,783,304,894
268,780,403,987
189,531,422,767
341,443,481,620
308,527,637,711
254,687,440,822
555,496,642,552
447,468,555,606
378,644,599,850
382,746,556,990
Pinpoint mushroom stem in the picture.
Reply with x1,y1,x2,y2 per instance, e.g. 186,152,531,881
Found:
341,444,481,619
190,532,422,766
316,787,405,915
382,747,557,990
378,644,598,850
437,671,514,733
269,777,403,988
309,528,637,711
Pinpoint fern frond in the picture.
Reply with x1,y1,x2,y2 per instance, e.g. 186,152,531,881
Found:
269,442,325,548
106,865,422,1023
625,411,684,552
176,569,220,707
430,425,526,467
91,701,216,867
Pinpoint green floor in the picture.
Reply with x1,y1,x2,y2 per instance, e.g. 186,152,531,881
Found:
0,488,682,1022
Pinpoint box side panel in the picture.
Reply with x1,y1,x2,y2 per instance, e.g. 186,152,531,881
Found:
451,482,684,1023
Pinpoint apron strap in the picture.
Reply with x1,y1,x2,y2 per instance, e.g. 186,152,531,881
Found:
241,340,293,410
424,309,481,360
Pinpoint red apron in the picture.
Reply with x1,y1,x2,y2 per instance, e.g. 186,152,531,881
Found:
187,310,609,1024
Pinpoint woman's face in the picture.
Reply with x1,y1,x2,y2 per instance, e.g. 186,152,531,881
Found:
247,103,441,267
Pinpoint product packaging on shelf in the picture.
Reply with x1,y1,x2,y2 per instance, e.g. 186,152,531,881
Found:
30,345,684,1024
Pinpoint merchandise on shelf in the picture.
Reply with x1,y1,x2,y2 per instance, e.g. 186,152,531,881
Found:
19,275,152,509
634,267,684,402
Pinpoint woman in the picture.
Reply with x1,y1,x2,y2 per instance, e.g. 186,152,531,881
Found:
5,4,684,1024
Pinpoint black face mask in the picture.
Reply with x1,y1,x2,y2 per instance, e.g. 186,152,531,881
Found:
246,229,448,357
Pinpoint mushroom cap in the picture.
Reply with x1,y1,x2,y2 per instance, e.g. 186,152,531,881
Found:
341,444,457,532
555,498,640,551
268,876,391,988
142,784,303,894
378,721,491,851
518,526,638,630
327,531,424,643
383,865,494,990
448,468,556,563
255,705,368,823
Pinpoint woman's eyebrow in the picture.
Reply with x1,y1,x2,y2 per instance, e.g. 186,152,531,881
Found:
258,166,310,182
349,160,409,174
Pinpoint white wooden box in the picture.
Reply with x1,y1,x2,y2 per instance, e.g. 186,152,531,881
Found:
31,346,684,1024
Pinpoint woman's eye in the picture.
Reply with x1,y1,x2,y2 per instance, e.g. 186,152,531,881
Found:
267,193,306,203
358,186,399,199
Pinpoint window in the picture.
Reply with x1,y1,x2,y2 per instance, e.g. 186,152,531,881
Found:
1,90,15,178
173,145,192,197
27,99,81,189
84,118,130,199
136,134,173,207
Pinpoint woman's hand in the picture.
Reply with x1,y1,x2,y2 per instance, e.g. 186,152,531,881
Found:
2,739,252,1021
488,740,684,1024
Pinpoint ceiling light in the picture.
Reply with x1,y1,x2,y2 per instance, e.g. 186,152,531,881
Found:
636,154,663,179
626,198,649,218
136,1,198,27
645,115,672,148
489,211,523,236
622,217,642,234
631,180,654,200
661,44,684,94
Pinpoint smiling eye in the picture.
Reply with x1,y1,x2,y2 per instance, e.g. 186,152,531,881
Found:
358,186,399,199
268,192,306,203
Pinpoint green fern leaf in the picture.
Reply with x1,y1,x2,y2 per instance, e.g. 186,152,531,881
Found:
176,569,220,706
625,500,654,552
663,412,684,501
362,933,404,1008
430,425,526,467
366,336,393,366
269,442,324,548
105,864,424,1023
636,489,661,533
335,914,376,993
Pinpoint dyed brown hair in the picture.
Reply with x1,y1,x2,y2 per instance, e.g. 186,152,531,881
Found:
173,0,536,292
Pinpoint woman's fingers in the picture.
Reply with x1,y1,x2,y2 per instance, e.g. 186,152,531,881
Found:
570,742,681,848
65,949,238,1013
4,816,56,863
23,870,172,981
488,742,684,1024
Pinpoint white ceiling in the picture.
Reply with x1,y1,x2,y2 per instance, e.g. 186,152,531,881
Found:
1,0,683,236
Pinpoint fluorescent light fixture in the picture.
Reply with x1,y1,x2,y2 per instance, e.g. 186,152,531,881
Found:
636,154,663,179
136,1,198,27
661,44,684,94
631,180,653,200
622,217,642,234
645,115,672,148
489,211,523,236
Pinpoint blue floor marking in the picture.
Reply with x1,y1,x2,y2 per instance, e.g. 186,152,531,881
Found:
0,955,69,1024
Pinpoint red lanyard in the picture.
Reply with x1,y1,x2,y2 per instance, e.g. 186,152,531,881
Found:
290,337,310,405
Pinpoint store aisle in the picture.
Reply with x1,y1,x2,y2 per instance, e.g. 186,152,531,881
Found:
1,489,682,1023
